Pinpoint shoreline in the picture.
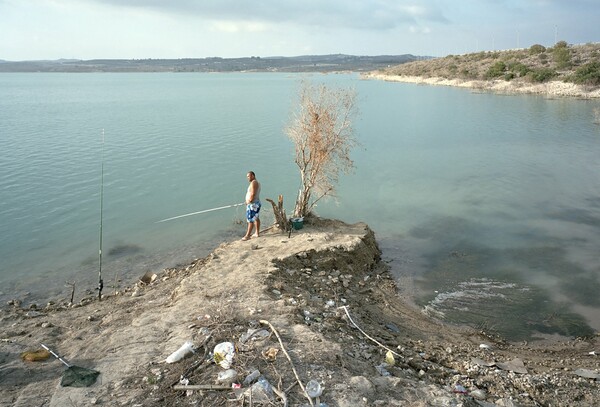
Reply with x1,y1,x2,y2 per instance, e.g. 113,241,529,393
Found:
1,218,598,406
363,72,600,99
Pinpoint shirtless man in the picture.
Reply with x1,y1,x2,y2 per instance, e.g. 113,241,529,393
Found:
242,171,261,241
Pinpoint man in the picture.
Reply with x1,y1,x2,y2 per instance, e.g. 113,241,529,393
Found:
242,171,261,241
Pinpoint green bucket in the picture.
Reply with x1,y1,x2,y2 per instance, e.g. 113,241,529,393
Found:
291,217,304,230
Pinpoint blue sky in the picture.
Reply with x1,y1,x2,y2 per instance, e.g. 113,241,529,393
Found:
1,0,599,61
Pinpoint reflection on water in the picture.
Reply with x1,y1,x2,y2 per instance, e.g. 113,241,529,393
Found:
107,243,144,258
422,278,592,341
401,215,597,341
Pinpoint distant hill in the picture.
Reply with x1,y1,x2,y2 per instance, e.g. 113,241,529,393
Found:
376,42,600,87
0,54,424,73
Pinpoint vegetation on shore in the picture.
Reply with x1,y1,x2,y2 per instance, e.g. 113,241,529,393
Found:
286,81,358,219
379,41,600,88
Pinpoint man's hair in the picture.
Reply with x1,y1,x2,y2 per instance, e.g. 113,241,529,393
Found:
248,171,256,177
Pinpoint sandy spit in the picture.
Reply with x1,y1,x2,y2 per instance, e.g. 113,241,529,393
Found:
364,72,600,99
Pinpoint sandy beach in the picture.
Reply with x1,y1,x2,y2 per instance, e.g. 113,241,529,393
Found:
1,217,599,406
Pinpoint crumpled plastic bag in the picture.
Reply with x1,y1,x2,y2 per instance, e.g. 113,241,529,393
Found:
213,342,235,368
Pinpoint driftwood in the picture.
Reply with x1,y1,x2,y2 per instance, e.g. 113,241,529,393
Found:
173,384,231,390
266,195,290,233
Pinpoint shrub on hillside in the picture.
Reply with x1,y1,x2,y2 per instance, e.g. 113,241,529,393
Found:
485,61,507,79
527,68,556,83
460,68,476,79
530,44,546,54
573,62,600,86
554,40,568,49
553,47,572,69
507,61,530,77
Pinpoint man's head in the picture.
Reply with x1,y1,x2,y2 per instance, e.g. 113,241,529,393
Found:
247,171,256,181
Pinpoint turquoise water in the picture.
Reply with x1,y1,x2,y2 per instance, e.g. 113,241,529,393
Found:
1,72,599,340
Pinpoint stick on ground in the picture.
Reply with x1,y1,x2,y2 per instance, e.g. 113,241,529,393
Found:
260,319,314,407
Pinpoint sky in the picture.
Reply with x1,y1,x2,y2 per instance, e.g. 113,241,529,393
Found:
1,0,599,61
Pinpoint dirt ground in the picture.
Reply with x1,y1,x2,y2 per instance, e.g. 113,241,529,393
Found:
1,217,599,407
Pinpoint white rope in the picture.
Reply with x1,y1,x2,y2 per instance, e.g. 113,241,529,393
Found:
339,305,403,358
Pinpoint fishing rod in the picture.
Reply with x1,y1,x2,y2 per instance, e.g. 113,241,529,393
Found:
98,129,105,301
156,202,245,223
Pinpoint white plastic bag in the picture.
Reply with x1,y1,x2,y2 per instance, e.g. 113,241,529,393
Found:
213,342,235,368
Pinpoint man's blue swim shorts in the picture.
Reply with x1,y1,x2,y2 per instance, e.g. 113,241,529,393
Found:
246,201,261,223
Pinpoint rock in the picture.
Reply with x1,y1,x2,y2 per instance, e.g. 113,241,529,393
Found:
348,376,374,396
139,271,157,285
8,299,22,307
375,364,391,377
471,389,487,399
385,323,400,333
574,368,600,380
496,358,527,374
495,398,518,407
216,369,237,384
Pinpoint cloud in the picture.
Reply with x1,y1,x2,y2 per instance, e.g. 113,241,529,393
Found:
2,0,598,60
210,21,269,34
90,0,448,30
410,25,432,35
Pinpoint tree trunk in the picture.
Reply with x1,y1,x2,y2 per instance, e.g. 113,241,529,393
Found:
266,195,290,232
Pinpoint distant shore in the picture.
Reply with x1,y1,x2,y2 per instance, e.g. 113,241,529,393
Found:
364,72,600,99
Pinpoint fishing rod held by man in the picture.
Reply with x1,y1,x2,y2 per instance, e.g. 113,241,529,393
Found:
156,202,245,223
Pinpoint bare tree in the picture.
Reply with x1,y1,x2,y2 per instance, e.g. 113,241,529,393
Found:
285,80,358,218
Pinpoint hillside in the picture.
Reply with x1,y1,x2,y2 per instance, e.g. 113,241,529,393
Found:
369,42,600,98
0,54,418,73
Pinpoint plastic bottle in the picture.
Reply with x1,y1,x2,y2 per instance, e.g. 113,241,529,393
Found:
243,369,261,385
165,341,194,363
306,379,322,398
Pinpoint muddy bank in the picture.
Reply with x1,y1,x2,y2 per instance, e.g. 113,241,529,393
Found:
1,218,599,406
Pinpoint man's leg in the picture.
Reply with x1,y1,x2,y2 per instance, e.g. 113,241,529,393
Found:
253,218,261,237
244,221,254,239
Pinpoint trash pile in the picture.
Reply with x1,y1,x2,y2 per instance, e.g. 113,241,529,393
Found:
135,228,600,407
145,321,329,406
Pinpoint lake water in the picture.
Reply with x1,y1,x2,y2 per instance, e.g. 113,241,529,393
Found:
1,72,599,341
